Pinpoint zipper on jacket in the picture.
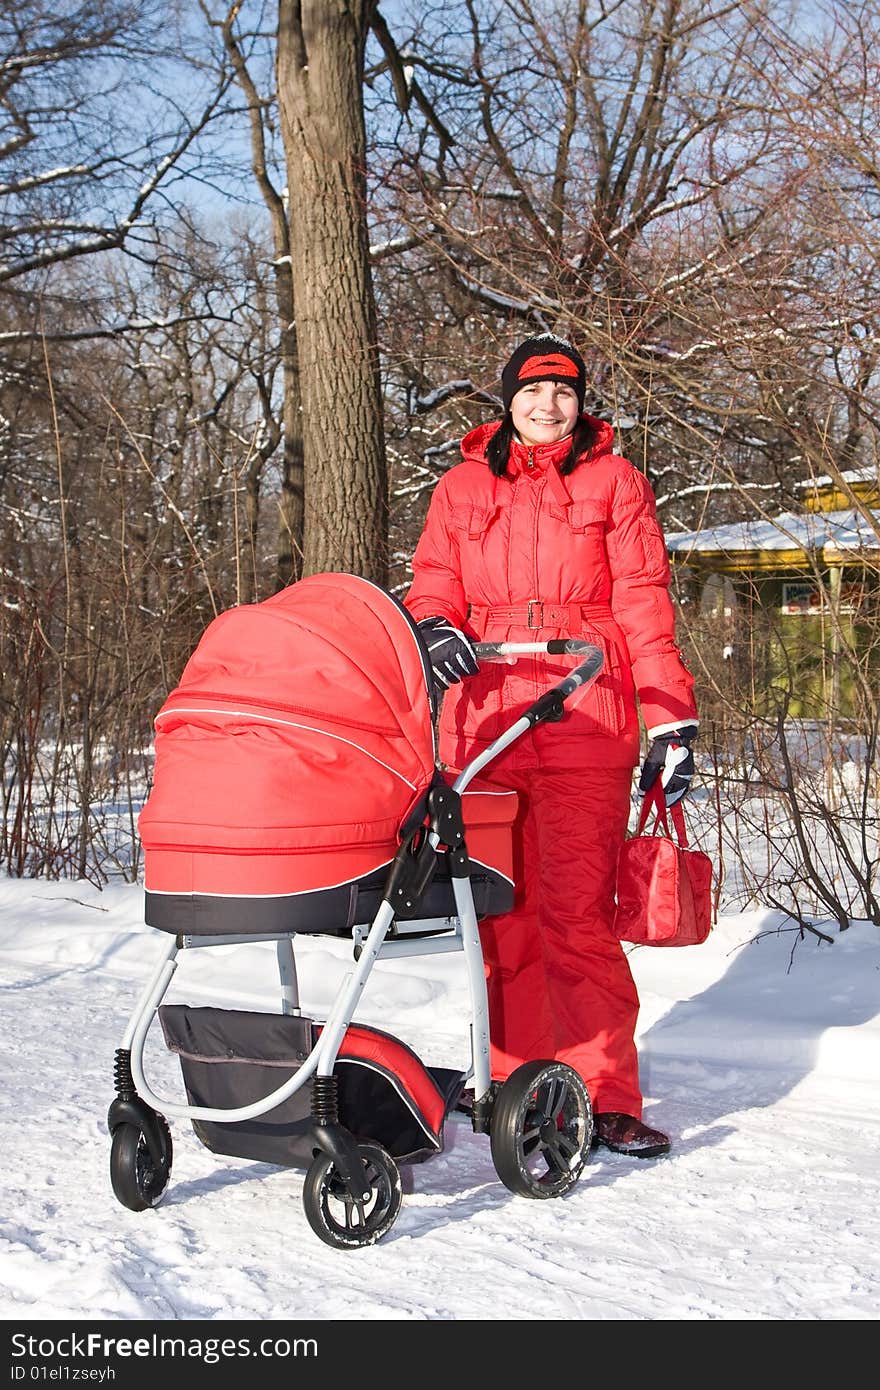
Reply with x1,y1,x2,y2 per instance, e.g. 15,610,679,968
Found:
526,447,534,470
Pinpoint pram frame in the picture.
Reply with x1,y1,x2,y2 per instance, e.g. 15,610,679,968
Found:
110,638,603,1229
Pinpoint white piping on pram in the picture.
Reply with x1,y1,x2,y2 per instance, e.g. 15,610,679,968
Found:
154,707,420,791
144,858,393,897
144,855,514,898
333,1056,443,1152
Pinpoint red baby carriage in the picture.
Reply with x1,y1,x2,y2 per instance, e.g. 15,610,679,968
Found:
108,572,603,1248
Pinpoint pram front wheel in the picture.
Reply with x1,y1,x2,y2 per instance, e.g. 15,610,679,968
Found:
109,1117,173,1211
302,1140,402,1249
490,1060,592,1200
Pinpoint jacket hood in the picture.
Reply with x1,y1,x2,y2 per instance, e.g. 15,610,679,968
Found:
460,413,616,469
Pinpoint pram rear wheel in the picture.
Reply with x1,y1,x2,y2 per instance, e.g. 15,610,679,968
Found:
302,1141,402,1249
490,1060,592,1200
110,1118,173,1211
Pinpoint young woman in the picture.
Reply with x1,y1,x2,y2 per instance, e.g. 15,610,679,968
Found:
404,335,698,1157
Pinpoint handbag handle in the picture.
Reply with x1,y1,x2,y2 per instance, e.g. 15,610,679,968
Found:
636,780,690,847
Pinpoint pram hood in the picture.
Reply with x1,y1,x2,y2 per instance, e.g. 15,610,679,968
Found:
138,573,438,868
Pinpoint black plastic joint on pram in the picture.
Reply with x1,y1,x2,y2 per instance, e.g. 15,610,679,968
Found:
107,1095,169,1170
526,689,566,725
428,784,469,879
384,784,469,909
384,829,437,915
310,1121,372,1201
471,1082,500,1135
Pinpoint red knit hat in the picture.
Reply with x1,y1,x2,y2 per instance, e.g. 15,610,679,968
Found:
501,335,586,412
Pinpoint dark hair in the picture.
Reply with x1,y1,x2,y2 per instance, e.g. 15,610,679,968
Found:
485,414,597,477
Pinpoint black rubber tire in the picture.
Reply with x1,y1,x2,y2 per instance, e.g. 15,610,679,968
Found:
490,1060,592,1199
110,1117,173,1212
302,1141,402,1249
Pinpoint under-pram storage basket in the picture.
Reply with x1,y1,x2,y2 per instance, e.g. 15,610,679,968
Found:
159,1004,464,1167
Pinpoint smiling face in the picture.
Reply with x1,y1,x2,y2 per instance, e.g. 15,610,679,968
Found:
510,379,580,448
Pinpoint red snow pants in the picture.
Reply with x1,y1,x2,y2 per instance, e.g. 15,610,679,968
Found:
478,765,642,1117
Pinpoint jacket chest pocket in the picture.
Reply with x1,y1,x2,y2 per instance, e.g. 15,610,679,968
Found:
546,498,608,570
547,498,607,533
449,503,500,587
450,503,498,540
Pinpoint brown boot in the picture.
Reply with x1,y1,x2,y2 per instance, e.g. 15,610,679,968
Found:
592,1112,670,1158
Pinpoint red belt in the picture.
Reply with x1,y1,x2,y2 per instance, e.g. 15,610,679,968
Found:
468,601,611,631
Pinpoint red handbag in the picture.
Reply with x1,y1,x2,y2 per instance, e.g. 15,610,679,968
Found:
613,782,714,946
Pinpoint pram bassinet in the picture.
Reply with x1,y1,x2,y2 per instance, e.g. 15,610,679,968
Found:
138,572,516,933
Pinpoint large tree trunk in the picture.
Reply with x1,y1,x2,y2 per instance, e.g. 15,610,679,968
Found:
276,0,387,584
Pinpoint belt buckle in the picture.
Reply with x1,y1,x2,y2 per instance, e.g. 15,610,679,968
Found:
527,599,543,629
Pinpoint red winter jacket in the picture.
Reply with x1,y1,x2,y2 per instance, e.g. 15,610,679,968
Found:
404,415,697,772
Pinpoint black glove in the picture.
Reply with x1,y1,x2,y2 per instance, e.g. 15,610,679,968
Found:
638,728,697,807
417,616,479,689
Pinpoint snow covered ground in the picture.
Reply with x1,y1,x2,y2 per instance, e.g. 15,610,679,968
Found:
0,873,878,1322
